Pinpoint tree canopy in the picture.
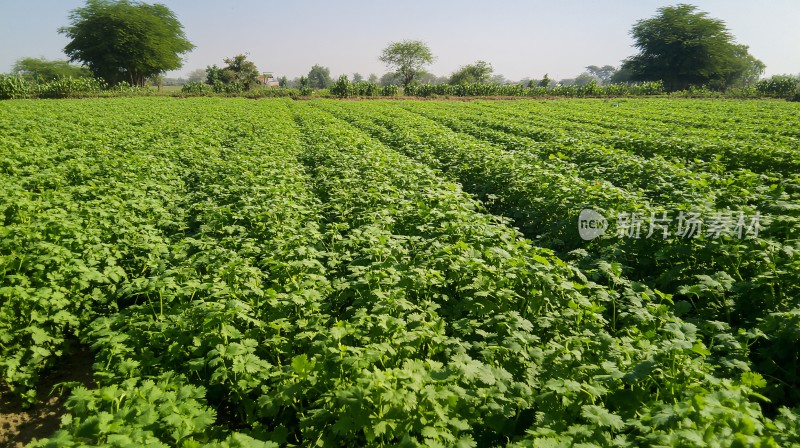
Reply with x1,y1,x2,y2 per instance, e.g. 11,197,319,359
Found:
379,72,401,87
620,4,763,91
186,68,206,83
205,54,259,90
13,57,91,82
449,60,493,84
60,0,194,86
574,72,597,87
585,65,617,85
307,64,332,89
379,40,434,87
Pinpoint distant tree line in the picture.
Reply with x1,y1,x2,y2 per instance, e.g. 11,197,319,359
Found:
3,1,798,98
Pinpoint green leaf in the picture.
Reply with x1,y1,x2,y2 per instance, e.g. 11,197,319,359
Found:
581,405,625,430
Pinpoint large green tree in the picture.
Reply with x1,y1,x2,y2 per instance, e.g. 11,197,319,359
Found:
307,64,332,89
60,0,194,86
449,60,493,84
620,4,763,91
205,54,259,90
13,57,92,82
379,40,434,87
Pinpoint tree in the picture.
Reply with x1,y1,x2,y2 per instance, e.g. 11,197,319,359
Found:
205,65,230,85
379,72,401,87
278,76,288,88
352,73,363,82
490,74,507,85
619,4,763,91
151,74,163,91
368,73,379,84
610,65,635,84
223,54,259,89
574,72,596,87
186,68,206,83
379,40,434,87
449,60,493,84
307,64,332,89
204,54,259,90
417,72,448,85
585,65,617,84
538,74,552,88
60,0,194,86
722,44,765,88
12,57,91,82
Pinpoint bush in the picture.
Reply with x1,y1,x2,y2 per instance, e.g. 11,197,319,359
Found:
401,81,664,98
108,81,151,95
330,75,352,97
355,81,380,97
36,77,105,98
626,81,665,96
208,80,248,94
0,75,32,99
0,76,141,99
756,75,800,98
240,87,304,98
178,83,310,99
722,86,759,99
381,84,399,96
670,85,723,98
330,76,383,98
181,81,212,95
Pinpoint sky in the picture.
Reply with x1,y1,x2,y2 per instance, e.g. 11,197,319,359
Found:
1,0,798,81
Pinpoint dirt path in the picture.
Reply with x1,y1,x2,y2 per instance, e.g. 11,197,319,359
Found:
0,349,94,448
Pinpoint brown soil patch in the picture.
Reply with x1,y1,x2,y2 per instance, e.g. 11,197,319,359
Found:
0,349,94,448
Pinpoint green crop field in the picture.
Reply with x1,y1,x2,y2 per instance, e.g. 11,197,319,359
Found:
1,97,799,447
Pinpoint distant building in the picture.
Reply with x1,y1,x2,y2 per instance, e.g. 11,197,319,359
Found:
258,72,280,87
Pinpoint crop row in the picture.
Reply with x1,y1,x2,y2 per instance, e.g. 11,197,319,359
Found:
1,98,798,447
0,100,191,403
307,99,800,410
400,81,665,98
396,100,800,207
469,100,800,178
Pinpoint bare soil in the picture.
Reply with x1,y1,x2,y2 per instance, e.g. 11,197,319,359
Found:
0,349,94,448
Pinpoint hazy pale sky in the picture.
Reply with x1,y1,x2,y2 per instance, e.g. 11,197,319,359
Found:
1,0,798,81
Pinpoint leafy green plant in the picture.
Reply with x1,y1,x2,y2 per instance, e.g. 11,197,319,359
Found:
0,74,32,99
381,84,399,96
36,77,105,98
181,81,213,95
1,97,798,447
755,75,800,98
